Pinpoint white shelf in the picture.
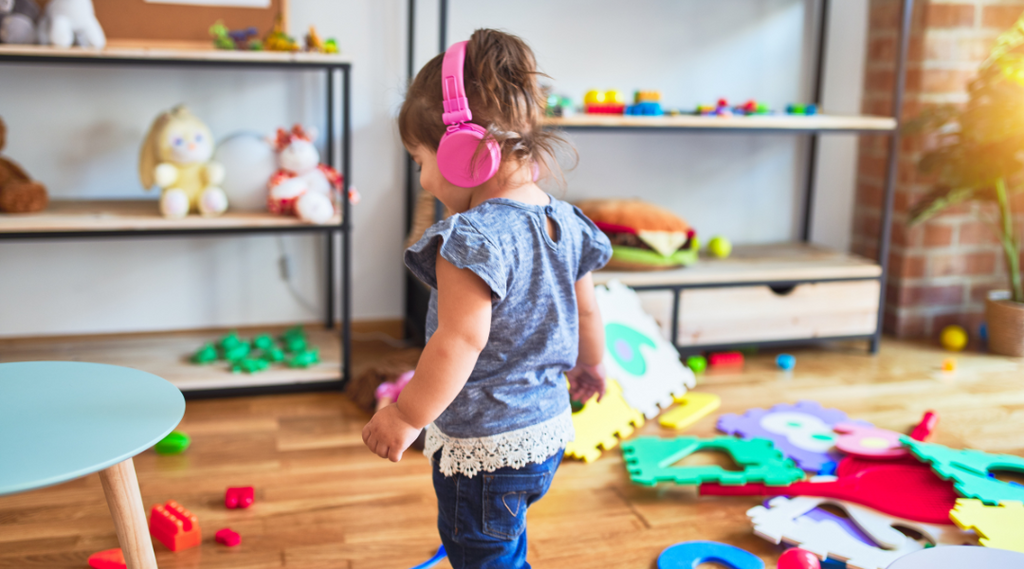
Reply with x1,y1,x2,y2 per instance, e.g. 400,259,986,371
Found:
0,44,352,65
544,113,897,132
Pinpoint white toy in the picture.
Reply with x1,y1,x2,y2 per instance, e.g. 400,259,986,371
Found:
138,105,228,219
37,0,105,49
267,125,341,225
213,133,277,212
0,0,39,44
594,280,695,418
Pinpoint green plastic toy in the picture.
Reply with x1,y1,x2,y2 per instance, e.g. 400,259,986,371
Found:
288,349,320,369
219,331,245,350
261,346,285,363
901,437,1024,505
686,355,708,374
155,431,191,455
621,436,804,487
222,341,251,362
232,357,270,374
281,326,308,353
191,343,218,364
253,334,276,351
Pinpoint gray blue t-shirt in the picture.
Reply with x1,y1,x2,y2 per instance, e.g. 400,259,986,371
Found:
405,195,611,476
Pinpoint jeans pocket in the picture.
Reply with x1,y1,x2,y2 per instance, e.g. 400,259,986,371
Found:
481,471,551,541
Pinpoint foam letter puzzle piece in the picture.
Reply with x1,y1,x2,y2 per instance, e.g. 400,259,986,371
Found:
409,546,447,569
949,499,1024,553
657,540,764,569
901,437,1024,505
621,436,804,487
87,549,126,569
565,379,645,463
595,281,696,419
886,545,1024,569
149,500,201,552
833,423,907,459
659,392,721,430
225,486,254,509
717,401,872,472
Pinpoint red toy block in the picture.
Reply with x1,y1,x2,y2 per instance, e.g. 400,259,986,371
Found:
149,500,201,552
910,410,939,441
87,548,125,569
225,486,254,509
215,527,241,547
709,351,744,368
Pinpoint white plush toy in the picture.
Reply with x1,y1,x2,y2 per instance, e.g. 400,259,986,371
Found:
267,125,341,225
0,0,40,44
37,0,105,49
139,105,228,219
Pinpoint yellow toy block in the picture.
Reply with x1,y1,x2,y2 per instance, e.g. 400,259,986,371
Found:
565,379,644,463
949,498,1024,553
659,392,721,430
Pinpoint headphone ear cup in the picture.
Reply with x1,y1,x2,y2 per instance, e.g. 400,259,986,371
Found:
437,123,501,187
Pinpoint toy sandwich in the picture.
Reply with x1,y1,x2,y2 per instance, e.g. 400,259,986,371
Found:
577,199,698,270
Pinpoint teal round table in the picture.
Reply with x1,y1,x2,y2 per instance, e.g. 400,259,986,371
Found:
0,361,185,569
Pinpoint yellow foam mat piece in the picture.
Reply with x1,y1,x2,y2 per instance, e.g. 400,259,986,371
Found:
949,498,1024,553
565,379,644,463
659,392,721,430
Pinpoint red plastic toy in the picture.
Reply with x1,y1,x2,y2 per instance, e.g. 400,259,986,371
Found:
225,486,254,509
149,500,201,552
709,351,744,368
87,548,126,569
778,548,820,569
215,527,241,547
910,410,939,441
699,456,959,525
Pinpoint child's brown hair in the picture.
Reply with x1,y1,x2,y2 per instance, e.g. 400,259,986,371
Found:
399,28,573,182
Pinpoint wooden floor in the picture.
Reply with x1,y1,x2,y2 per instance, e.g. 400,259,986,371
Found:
2,338,1023,569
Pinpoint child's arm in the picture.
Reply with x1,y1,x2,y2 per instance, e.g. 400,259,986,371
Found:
362,249,492,462
566,272,607,403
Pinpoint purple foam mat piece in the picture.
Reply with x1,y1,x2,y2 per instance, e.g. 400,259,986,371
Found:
718,401,872,472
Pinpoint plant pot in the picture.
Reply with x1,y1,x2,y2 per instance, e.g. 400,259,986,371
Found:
986,295,1024,357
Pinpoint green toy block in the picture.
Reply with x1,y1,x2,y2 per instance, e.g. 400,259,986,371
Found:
281,326,307,342
191,343,218,365
260,346,286,363
288,349,320,369
232,357,270,374
155,431,191,455
222,341,251,362
901,437,1024,505
283,336,308,353
253,333,277,351
686,355,708,374
218,331,245,351
620,436,805,487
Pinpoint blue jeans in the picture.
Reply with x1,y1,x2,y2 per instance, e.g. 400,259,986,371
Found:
432,449,562,569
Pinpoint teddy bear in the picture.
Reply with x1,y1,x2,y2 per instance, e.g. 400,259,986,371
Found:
37,0,105,49
267,125,341,225
138,105,228,218
0,0,40,44
0,117,48,214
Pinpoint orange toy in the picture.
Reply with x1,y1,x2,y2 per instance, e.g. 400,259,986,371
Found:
149,500,201,551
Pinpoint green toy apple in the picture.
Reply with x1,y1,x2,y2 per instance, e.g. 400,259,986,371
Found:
708,236,732,259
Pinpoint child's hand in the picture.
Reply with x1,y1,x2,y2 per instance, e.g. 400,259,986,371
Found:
567,363,607,404
362,404,422,462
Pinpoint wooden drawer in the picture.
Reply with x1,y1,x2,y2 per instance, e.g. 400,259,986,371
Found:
637,280,880,347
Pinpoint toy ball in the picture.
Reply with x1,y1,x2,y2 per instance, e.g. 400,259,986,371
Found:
213,133,278,211
707,236,732,258
940,325,968,352
686,355,708,374
155,431,191,455
942,357,957,372
779,548,821,569
979,322,988,342
776,353,796,371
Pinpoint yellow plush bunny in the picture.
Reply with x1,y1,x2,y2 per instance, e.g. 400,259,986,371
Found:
139,105,227,218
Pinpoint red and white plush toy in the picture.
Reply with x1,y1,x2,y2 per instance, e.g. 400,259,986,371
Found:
267,125,341,224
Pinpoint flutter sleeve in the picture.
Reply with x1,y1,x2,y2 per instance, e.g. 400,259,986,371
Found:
404,215,509,300
571,205,613,280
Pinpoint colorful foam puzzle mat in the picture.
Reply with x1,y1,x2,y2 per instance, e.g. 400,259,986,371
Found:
659,392,721,430
717,401,872,472
885,545,1024,569
657,540,764,569
565,379,645,463
900,437,1024,505
832,423,906,459
409,546,447,569
621,436,804,487
949,499,1024,553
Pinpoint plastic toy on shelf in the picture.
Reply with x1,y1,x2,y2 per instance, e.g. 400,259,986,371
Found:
209,21,262,50
787,103,819,116
545,93,575,117
625,91,664,116
584,90,626,114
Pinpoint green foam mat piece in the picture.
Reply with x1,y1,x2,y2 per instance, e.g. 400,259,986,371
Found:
901,436,1024,505
620,436,804,487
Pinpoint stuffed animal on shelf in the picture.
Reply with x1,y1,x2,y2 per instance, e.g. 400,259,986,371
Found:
37,0,105,48
267,125,341,225
0,0,40,44
139,105,228,219
0,116,48,213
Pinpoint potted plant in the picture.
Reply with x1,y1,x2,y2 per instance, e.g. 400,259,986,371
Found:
907,14,1024,356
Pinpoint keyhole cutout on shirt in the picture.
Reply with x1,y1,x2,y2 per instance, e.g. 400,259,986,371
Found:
545,215,560,243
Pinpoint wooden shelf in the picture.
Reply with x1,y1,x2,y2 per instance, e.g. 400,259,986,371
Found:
0,199,342,237
544,113,897,132
0,44,352,66
591,243,882,288
0,326,343,393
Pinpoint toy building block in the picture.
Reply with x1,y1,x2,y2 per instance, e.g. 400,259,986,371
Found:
225,486,254,509
231,357,269,374
776,354,796,371
253,333,276,351
910,411,939,441
191,343,218,364
620,436,804,487
261,346,285,362
154,431,190,455
833,423,907,459
686,355,707,374
564,379,644,463
288,348,320,368
657,540,764,569
219,332,251,362
659,392,721,430
149,500,200,552
709,352,744,368
900,437,1024,505
215,527,241,547
949,499,1024,553
87,548,126,569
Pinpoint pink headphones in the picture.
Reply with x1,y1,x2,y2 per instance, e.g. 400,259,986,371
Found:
437,41,501,187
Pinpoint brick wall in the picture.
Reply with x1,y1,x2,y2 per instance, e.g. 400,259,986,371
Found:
854,0,1024,340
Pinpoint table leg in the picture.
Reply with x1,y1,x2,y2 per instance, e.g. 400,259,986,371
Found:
99,457,158,569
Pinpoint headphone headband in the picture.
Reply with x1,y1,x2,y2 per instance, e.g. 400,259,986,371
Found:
441,41,472,125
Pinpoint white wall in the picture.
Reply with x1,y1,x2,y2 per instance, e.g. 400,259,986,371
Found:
0,0,867,338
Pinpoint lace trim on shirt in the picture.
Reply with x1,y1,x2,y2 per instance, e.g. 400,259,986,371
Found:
424,409,574,478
